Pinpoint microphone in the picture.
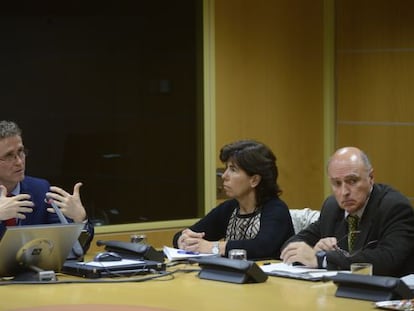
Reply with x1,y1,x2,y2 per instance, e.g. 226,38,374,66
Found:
47,199,84,258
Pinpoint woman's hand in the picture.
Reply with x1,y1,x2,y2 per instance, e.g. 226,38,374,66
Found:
178,228,206,250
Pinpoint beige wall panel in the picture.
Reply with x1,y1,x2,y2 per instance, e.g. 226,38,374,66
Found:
337,52,414,122
336,0,414,50
335,0,414,208
215,0,325,210
337,124,414,204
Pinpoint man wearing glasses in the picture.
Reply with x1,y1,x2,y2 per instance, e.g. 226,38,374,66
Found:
0,120,94,253
281,146,414,277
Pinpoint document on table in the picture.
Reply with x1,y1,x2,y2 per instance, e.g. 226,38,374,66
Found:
80,259,145,268
401,274,414,289
260,262,344,281
163,246,216,261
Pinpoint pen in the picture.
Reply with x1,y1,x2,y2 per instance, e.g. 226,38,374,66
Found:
177,250,200,255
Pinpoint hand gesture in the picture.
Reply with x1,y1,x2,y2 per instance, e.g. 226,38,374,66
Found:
0,185,33,221
46,182,87,223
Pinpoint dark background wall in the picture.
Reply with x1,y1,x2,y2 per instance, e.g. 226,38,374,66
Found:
0,1,204,225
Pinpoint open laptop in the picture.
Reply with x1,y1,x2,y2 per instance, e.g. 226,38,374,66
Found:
0,223,83,277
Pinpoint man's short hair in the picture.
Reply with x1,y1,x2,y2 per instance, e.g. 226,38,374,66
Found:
0,121,22,139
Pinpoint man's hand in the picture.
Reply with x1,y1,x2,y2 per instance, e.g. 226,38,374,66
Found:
280,241,318,268
0,185,33,221
46,182,87,223
313,237,338,252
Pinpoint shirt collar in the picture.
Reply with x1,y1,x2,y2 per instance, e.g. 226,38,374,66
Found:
10,183,21,196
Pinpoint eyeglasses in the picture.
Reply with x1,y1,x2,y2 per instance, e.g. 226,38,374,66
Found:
0,148,28,163
335,230,360,244
334,231,378,257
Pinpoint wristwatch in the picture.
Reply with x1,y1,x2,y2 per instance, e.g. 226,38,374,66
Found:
316,250,327,269
211,241,220,255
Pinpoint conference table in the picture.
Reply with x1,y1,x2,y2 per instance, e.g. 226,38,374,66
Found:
0,261,374,311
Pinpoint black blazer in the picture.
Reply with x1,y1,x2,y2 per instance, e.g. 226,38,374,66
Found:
284,184,414,277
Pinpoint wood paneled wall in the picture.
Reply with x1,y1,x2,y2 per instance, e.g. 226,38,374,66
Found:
90,1,414,245
214,0,325,210
336,0,414,204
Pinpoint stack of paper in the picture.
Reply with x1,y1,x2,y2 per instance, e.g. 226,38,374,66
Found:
401,274,414,289
375,299,414,310
163,246,216,261
260,262,344,281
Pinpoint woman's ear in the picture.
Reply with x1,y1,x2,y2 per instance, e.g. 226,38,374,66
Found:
250,175,261,188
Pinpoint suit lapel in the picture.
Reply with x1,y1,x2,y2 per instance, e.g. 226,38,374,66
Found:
353,185,386,251
331,208,348,250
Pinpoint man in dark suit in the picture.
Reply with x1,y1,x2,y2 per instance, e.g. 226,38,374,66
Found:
281,146,414,277
0,120,94,252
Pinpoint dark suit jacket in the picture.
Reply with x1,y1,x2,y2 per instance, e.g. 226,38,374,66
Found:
0,176,94,252
284,183,414,277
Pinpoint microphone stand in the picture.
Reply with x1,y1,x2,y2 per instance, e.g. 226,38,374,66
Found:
49,200,84,259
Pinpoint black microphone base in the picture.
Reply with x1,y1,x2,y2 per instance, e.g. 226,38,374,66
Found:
12,268,57,282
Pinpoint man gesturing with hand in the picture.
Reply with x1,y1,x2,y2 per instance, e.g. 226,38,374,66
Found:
0,120,94,253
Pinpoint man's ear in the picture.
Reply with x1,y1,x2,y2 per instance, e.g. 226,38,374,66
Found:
369,169,374,185
250,175,261,188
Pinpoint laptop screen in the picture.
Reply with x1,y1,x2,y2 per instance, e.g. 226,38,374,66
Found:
0,223,83,277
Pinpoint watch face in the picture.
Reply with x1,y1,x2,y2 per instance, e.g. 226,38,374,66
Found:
316,250,326,257
212,243,219,254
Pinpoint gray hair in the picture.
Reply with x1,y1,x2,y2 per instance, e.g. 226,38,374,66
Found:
0,120,22,139
360,150,372,172
327,147,373,172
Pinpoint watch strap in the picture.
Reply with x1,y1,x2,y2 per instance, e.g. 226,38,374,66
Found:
316,251,327,269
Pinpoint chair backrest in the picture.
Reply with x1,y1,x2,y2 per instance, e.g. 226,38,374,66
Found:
289,208,320,234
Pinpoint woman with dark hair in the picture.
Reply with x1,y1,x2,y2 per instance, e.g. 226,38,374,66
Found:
173,140,294,259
